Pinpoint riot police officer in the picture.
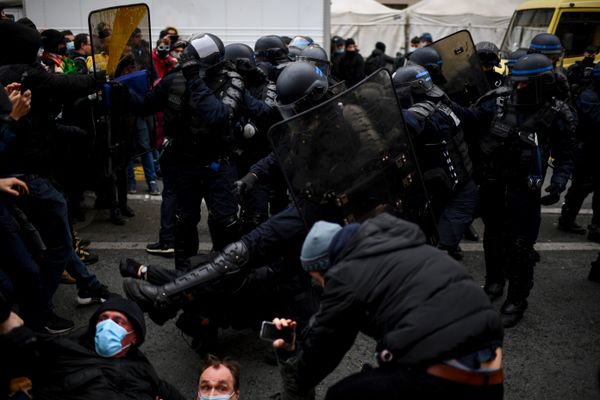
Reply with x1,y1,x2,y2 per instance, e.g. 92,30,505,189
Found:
129,33,272,270
528,33,571,102
567,45,598,97
297,44,337,86
462,53,576,327
254,35,291,82
224,43,281,232
393,65,477,259
122,61,331,336
558,62,600,239
476,41,504,88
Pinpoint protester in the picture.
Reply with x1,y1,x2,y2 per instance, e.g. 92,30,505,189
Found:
333,38,365,86
197,355,241,400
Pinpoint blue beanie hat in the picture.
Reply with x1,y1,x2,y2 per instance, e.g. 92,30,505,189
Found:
300,221,343,272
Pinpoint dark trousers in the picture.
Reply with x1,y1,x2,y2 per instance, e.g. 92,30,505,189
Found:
479,180,541,300
438,179,478,250
325,364,503,400
174,162,239,269
158,162,177,247
561,156,600,225
0,200,45,331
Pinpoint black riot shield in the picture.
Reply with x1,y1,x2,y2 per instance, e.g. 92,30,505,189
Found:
269,69,436,240
88,3,152,176
429,30,490,106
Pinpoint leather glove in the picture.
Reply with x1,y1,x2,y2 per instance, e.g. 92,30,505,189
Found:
232,173,258,199
179,53,204,81
540,183,565,206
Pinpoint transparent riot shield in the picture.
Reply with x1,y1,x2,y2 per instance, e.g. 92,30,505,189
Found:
88,3,152,176
429,30,490,106
269,69,436,238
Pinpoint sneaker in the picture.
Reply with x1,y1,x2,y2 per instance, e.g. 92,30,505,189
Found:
44,310,75,335
146,241,175,256
60,270,76,285
78,247,99,265
128,183,137,194
120,258,143,278
77,284,113,306
148,181,161,196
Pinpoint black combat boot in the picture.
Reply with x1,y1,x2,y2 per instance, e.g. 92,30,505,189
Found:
589,254,600,283
588,224,600,243
501,247,534,328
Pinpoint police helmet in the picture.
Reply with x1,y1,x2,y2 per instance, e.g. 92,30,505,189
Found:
529,33,563,56
297,45,331,76
506,48,528,71
184,33,224,69
510,53,554,82
476,41,501,67
254,35,289,63
276,61,328,119
392,65,445,106
289,35,314,50
408,47,443,68
288,46,302,61
407,47,446,85
224,43,256,72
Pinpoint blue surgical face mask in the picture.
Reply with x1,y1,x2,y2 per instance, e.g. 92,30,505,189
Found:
95,318,132,357
66,41,75,52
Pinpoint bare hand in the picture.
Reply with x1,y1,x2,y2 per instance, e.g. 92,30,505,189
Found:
272,318,297,352
0,177,29,196
0,311,24,334
4,82,21,95
8,90,31,121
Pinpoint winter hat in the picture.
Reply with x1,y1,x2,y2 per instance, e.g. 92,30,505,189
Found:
376,42,386,52
41,29,65,54
301,221,343,272
420,33,433,43
86,296,147,346
0,21,41,65
345,38,356,47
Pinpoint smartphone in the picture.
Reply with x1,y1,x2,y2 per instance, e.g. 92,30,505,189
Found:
259,321,295,343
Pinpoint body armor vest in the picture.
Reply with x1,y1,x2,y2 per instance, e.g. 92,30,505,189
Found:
409,99,473,192
164,65,245,163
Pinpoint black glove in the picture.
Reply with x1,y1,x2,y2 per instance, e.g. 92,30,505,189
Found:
232,173,258,199
180,53,204,81
540,183,565,206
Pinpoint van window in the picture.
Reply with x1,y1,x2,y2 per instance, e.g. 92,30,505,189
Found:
500,8,554,55
555,12,600,57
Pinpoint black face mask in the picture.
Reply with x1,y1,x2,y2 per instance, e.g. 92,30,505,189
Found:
58,47,67,56
157,49,169,59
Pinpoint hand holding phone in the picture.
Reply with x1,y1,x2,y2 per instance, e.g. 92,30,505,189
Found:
260,319,296,351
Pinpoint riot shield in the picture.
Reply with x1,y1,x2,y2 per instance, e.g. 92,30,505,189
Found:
269,69,436,239
429,30,490,106
88,3,152,176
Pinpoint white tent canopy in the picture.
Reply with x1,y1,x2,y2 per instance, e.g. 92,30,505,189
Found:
331,0,522,58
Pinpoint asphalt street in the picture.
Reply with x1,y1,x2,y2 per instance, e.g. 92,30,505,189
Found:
56,187,600,400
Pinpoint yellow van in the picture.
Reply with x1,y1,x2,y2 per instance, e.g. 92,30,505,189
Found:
499,0,600,69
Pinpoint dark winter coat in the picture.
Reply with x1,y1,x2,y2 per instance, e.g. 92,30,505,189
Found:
288,213,502,391
334,51,365,87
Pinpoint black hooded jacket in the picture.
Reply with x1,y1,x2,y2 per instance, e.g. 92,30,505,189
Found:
32,298,184,400
289,213,502,390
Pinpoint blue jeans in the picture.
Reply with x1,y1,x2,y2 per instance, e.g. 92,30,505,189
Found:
127,117,157,188
20,177,100,306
